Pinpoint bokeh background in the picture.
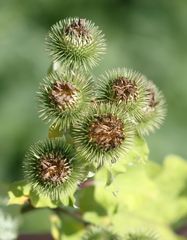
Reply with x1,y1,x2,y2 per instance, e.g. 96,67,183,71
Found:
1,0,187,190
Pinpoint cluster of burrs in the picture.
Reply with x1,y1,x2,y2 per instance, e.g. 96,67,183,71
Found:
23,17,166,200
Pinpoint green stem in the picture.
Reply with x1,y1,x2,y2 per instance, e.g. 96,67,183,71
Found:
21,201,91,226
53,207,91,226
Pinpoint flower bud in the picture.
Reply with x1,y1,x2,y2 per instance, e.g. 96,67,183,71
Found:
73,103,134,166
24,139,86,200
38,71,93,130
46,17,106,70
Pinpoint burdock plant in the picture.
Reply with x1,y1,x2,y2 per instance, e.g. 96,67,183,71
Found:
97,68,149,121
23,139,86,200
46,17,106,70
8,17,167,239
73,103,134,166
38,71,93,130
136,80,166,135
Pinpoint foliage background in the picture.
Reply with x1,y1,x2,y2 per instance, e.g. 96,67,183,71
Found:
0,0,187,236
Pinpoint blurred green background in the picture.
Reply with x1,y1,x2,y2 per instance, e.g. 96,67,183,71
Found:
1,0,187,182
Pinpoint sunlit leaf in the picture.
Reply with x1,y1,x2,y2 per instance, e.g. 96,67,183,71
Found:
29,189,57,208
8,180,31,205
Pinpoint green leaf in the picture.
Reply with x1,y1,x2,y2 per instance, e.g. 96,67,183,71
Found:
95,155,187,226
83,212,111,227
8,179,75,208
111,210,181,240
58,192,75,207
105,159,127,179
8,180,31,205
144,161,162,179
155,155,187,197
94,168,118,215
8,180,58,208
29,188,57,208
102,136,149,184
50,210,85,240
122,135,149,166
76,186,107,216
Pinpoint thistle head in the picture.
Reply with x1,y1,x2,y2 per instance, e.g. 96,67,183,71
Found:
50,81,78,110
82,226,121,240
89,114,124,151
23,139,86,200
73,103,134,166
38,71,93,130
97,68,149,121
136,81,166,136
46,17,106,70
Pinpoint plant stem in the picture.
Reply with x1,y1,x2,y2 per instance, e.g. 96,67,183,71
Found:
21,201,91,226
53,207,91,226
20,200,36,214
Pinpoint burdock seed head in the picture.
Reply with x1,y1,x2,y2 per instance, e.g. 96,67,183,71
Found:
113,77,138,103
88,114,124,151
82,226,121,240
50,81,78,110
38,71,93,130
73,103,134,166
46,17,106,70
23,139,86,200
136,80,166,136
39,153,71,183
97,68,149,121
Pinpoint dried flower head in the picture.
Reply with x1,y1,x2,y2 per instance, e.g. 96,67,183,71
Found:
23,139,86,200
97,68,149,121
38,71,93,130
46,17,106,70
89,114,125,151
82,226,121,240
136,81,166,135
39,153,71,183
50,81,78,110
113,77,138,102
73,103,134,166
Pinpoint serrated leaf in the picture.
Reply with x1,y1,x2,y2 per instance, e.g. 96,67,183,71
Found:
97,155,187,226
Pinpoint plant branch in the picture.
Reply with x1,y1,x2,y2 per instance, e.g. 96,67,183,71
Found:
53,207,91,226
21,201,91,227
